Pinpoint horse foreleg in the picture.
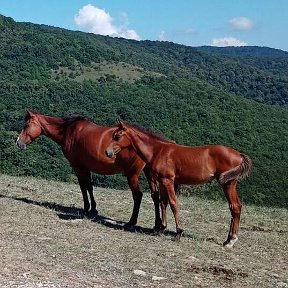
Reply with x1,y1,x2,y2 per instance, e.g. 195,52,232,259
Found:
126,174,143,227
87,180,97,216
143,166,163,231
161,179,183,240
221,180,242,248
78,179,90,215
75,169,97,216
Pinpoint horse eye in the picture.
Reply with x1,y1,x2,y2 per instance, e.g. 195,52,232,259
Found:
114,135,121,141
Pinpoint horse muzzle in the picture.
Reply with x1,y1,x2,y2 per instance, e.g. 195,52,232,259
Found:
16,138,27,150
106,146,121,158
105,148,115,158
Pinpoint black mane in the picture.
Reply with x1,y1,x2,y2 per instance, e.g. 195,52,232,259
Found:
61,115,86,128
62,115,86,123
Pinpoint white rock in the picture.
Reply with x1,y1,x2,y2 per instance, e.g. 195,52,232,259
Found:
133,269,146,276
152,276,166,281
277,282,288,288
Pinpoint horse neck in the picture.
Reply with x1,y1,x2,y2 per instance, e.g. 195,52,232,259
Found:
37,115,65,146
128,128,163,164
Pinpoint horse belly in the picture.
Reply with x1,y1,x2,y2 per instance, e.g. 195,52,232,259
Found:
174,159,215,185
175,171,214,185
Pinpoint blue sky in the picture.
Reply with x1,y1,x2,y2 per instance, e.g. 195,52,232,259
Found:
1,0,287,51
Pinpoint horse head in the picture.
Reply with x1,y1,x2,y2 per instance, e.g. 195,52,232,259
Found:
105,120,131,158
16,111,42,149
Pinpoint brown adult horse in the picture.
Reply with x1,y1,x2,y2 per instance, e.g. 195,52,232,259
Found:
16,111,162,229
105,121,252,248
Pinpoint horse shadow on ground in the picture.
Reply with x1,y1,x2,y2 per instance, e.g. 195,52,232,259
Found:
0,193,220,244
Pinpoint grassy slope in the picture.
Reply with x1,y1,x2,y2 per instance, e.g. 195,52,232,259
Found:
0,174,287,288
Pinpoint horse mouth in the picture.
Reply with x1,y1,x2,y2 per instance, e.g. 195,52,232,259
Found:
16,139,27,149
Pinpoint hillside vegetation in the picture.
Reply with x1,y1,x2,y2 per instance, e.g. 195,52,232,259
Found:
0,15,287,207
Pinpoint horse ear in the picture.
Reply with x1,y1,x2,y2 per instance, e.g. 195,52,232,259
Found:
117,119,127,130
25,110,34,120
26,111,34,117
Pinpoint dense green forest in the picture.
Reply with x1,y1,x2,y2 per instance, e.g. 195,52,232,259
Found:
198,45,288,79
0,15,287,207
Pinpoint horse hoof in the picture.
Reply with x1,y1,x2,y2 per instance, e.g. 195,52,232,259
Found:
153,223,166,232
174,234,182,241
223,236,238,249
90,209,98,216
124,221,136,228
84,209,98,218
174,228,184,241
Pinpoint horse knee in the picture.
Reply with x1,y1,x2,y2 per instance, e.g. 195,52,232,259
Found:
229,203,242,217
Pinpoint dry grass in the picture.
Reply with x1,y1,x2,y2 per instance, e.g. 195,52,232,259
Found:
0,174,287,288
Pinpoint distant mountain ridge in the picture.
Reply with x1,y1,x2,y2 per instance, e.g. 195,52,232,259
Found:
197,46,288,57
197,45,288,78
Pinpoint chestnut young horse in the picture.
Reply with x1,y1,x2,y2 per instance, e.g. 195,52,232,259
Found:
16,111,162,229
105,121,252,248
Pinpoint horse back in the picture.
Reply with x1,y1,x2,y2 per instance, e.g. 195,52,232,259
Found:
158,144,242,184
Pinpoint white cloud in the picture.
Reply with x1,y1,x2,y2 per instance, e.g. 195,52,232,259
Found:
74,4,140,40
229,17,254,30
211,37,247,47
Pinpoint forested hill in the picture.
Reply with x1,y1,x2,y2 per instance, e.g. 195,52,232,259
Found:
1,15,288,106
197,46,288,58
0,15,287,207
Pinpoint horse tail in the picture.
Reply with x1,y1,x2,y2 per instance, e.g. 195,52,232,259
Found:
219,153,252,185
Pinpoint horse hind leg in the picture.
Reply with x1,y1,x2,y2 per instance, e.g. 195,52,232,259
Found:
221,180,242,248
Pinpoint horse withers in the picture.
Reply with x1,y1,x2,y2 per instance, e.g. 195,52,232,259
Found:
16,111,162,229
106,120,252,248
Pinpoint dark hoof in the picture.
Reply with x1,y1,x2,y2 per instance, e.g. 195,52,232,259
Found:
90,209,98,216
174,228,184,241
124,221,137,228
223,239,229,246
85,209,98,218
153,223,166,232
